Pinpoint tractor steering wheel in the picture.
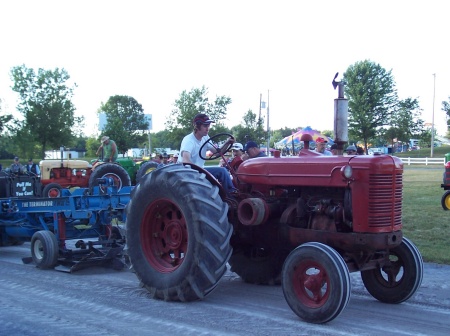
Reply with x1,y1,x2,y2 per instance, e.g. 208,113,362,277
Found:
199,133,234,161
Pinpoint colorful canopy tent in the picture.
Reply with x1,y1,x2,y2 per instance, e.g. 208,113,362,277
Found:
275,126,334,152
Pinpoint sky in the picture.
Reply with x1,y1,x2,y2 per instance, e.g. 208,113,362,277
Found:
1,0,449,138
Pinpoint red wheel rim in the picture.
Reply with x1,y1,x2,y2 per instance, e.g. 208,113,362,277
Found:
48,188,61,198
292,260,330,308
140,199,188,273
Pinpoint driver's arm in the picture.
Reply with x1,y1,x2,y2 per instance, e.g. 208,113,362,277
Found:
181,150,192,164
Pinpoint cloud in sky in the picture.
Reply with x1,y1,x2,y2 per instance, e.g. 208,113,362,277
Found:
1,0,448,136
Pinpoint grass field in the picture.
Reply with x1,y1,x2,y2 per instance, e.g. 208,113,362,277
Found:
402,166,450,264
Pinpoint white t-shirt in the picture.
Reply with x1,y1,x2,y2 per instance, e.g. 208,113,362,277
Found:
179,132,214,167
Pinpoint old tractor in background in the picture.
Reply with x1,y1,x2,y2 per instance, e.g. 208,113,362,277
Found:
39,148,131,197
125,75,424,324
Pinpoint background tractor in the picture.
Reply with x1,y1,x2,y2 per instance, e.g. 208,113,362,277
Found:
125,76,424,324
40,150,131,197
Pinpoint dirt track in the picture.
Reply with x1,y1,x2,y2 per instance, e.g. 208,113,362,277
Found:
1,243,449,336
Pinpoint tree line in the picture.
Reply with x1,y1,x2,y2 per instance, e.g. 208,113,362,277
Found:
1,60,448,161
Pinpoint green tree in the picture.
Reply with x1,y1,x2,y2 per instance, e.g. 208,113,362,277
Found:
386,98,424,151
99,95,148,154
442,97,450,138
343,60,398,152
231,110,265,145
165,86,232,147
10,65,81,159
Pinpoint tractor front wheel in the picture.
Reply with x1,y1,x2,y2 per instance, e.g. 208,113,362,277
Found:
281,242,351,324
136,161,158,183
42,183,63,198
126,164,233,301
361,236,423,304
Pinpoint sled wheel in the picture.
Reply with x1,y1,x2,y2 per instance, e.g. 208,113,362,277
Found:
89,163,131,192
136,161,158,183
31,230,59,269
126,164,233,301
361,236,423,304
199,133,234,160
282,242,351,324
42,183,63,198
441,190,450,210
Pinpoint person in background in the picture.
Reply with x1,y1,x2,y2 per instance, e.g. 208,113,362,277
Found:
330,143,338,155
346,145,357,155
157,153,169,168
179,113,237,196
26,158,40,175
314,137,332,156
356,146,365,155
96,136,118,162
10,157,24,173
220,142,244,169
242,141,267,161
172,153,179,164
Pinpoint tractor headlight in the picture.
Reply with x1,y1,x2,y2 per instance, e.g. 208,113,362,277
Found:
341,165,353,179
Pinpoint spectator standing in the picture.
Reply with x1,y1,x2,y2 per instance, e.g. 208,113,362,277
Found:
172,153,179,164
96,136,118,162
242,141,267,161
157,153,170,168
330,143,338,155
356,146,365,155
26,158,40,175
345,145,357,155
179,113,237,196
10,157,24,173
314,137,332,156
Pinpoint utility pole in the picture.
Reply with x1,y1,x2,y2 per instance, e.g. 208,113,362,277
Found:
431,73,436,158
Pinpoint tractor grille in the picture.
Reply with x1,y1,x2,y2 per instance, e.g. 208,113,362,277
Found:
368,173,402,228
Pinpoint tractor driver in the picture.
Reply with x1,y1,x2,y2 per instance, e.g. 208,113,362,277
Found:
179,113,237,197
96,136,118,163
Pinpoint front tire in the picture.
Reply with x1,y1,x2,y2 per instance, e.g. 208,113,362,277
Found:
361,236,423,304
42,183,63,198
126,164,233,301
31,230,59,269
282,242,351,324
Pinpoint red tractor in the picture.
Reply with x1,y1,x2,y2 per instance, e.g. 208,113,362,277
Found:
125,78,423,324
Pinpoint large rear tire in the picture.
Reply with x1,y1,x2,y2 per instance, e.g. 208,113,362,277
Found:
441,190,450,210
282,242,351,324
136,161,158,183
89,163,131,192
361,236,423,304
126,164,233,301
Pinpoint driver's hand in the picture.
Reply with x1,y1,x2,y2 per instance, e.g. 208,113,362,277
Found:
226,136,235,145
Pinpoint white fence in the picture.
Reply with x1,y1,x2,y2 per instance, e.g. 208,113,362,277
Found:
399,157,445,165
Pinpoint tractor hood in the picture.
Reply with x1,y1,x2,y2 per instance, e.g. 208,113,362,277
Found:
235,151,402,187
40,160,91,170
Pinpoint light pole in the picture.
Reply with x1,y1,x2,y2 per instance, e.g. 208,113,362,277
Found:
431,73,436,157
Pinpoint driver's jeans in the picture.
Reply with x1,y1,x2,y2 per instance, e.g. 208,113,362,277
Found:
205,167,236,195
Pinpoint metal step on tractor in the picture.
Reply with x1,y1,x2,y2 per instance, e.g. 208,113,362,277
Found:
124,75,424,324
